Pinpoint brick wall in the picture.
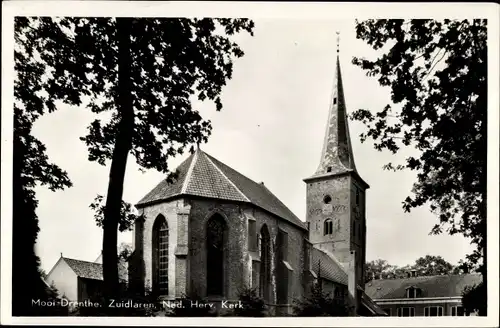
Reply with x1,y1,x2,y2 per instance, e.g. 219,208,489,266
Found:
305,174,351,263
245,206,307,312
187,199,247,299
305,172,368,290
135,196,309,313
350,176,367,289
138,198,188,299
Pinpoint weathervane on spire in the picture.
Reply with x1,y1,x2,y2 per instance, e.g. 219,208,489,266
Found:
336,31,340,54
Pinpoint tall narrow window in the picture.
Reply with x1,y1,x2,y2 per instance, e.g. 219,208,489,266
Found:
248,219,257,251
324,219,333,235
259,225,271,302
206,214,227,296
257,234,262,257
355,188,360,205
152,215,169,296
276,229,289,305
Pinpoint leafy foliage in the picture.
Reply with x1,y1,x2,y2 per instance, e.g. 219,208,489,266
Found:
293,282,349,317
352,18,486,285
364,259,393,282
118,242,133,261
462,282,486,315
413,255,455,276
16,16,254,304
365,255,460,282
20,17,255,172
452,259,474,275
90,195,141,232
231,286,267,317
13,17,73,316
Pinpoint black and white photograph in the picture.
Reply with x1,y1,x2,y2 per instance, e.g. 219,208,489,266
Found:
1,1,499,326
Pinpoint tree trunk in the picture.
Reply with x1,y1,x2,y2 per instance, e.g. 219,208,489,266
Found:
12,132,48,316
102,17,134,310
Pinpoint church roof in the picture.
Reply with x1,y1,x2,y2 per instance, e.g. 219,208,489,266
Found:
312,247,348,286
364,273,482,300
63,258,104,280
136,148,307,230
59,257,128,282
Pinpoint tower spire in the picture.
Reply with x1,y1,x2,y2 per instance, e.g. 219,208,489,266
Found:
336,31,340,54
313,32,357,177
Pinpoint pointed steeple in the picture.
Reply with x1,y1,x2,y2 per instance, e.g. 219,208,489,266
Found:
313,35,357,177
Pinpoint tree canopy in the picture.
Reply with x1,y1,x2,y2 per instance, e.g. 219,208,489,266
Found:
15,16,254,310
352,19,486,270
352,20,487,311
13,18,74,316
90,194,140,232
365,255,464,283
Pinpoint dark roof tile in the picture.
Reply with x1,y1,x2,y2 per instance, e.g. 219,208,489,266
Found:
184,151,248,201
206,153,306,229
137,155,193,205
364,273,482,299
63,257,128,282
136,149,306,230
64,258,103,280
311,248,348,285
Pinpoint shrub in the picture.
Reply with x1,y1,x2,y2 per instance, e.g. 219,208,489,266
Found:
462,282,486,316
231,286,267,317
293,282,349,317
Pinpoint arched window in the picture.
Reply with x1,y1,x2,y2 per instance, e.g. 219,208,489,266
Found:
206,214,227,296
259,224,271,302
152,215,169,296
324,219,333,235
257,234,262,257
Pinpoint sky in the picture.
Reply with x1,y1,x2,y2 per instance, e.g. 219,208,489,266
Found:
29,18,477,273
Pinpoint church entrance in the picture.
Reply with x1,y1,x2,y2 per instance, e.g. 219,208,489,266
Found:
206,214,227,297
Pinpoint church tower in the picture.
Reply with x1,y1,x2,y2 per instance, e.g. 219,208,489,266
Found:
304,35,369,289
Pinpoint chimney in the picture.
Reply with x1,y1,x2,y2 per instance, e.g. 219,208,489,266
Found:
348,251,358,315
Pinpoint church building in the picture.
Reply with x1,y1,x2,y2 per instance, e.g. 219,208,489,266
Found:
129,50,386,316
